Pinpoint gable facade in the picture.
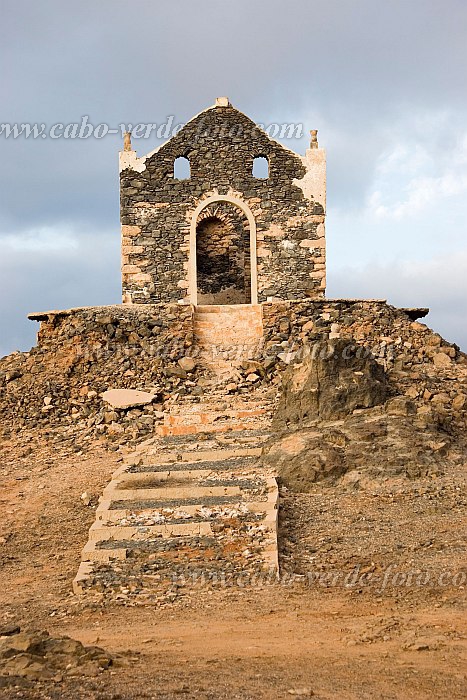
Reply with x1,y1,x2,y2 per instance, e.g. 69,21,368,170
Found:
119,98,326,305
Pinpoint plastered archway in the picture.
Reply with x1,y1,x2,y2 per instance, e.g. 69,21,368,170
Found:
189,194,258,305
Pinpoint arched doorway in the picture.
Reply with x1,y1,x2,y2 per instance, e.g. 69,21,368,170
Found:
189,195,258,305
196,205,251,304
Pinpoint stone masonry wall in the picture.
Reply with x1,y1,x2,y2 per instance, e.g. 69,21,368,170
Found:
120,102,325,304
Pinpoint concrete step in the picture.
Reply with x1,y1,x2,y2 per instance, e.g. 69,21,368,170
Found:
160,408,268,426
148,433,271,459
103,484,243,501
193,331,260,339
155,420,266,437
96,498,272,523
80,527,278,567
136,446,264,464
194,313,262,321
126,445,268,472
194,315,262,325
120,447,264,471
112,467,264,485
193,336,262,343
193,330,262,341
195,304,262,314
88,521,215,541
88,507,276,541
193,304,263,356
193,320,262,332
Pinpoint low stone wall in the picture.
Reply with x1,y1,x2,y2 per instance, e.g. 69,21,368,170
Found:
30,304,194,364
262,299,458,369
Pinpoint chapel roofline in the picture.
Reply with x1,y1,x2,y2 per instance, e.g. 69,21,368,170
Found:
119,97,324,172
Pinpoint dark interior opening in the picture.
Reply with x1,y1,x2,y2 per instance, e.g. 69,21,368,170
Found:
196,206,251,305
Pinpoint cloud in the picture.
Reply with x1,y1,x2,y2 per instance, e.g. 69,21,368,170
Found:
366,118,467,220
2,226,79,252
1,0,467,357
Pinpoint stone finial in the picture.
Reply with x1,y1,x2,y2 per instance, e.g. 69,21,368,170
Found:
123,131,132,152
310,129,318,149
215,97,231,107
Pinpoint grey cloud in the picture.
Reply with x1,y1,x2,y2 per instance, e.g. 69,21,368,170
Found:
1,0,467,355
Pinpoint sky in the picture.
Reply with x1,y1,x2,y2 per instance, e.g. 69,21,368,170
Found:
1,0,467,357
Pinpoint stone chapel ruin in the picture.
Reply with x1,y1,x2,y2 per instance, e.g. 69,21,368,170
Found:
2,97,465,600
119,96,326,306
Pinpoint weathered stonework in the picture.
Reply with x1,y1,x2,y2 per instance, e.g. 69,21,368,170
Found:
119,98,326,305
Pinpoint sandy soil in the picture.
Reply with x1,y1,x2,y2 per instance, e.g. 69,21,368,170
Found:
0,432,466,699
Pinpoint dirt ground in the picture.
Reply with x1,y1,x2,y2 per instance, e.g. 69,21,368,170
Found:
0,431,466,699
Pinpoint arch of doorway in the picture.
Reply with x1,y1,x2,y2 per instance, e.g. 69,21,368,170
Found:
188,194,258,306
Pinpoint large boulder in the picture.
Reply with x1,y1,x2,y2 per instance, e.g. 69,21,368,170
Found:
274,339,387,427
102,388,156,409
263,427,348,489
263,339,463,491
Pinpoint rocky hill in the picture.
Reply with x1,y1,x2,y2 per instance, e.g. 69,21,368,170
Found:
0,299,466,698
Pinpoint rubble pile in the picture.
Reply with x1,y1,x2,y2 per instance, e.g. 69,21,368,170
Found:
0,628,114,684
0,305,199,445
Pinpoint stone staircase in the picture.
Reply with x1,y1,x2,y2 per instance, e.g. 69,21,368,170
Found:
73,390,279,602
